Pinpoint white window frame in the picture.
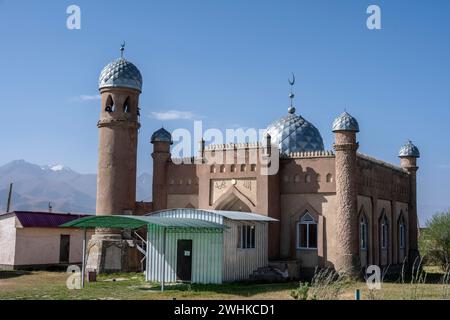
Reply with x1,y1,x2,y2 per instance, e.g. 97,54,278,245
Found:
296,212,318,250
238,224,256,249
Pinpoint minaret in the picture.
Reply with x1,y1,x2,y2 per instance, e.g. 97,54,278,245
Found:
398,140,420,264
332,111,361,276
151,128,172,211
87,44,143,273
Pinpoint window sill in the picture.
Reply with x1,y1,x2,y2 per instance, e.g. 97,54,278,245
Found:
296,247,318,251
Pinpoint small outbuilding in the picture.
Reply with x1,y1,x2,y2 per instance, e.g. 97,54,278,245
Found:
0,211,93,270
63,209,277,286
146,209,277,284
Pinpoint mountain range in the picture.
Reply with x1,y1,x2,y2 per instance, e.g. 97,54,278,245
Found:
0,160,152,214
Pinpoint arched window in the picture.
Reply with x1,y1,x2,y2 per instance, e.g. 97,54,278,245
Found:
380,211,389,250
241,164,246,172
398,214,406,250
305,174,311,183
123,97,131,113
105,95,114,112
326,174,333,183
316,174,321,183
220,165,225,173
360,214,368,250
210,165,216,173
231,164,236,172
297,212,318,249
294,175,300,183
250,164,256,172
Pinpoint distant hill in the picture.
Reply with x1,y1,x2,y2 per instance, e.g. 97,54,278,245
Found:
0,160,152,214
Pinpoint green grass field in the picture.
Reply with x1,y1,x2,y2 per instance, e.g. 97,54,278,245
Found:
0,268,449,300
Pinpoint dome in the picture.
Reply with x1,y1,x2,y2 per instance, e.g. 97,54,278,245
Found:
99,58,143,91
399,140,420,158
151,128,172,144
265,107,325,154
332,112,359,132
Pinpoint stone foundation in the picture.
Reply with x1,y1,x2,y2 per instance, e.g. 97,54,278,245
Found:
86,234,141,274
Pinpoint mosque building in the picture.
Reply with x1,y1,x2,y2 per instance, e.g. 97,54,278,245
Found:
86,47,420,278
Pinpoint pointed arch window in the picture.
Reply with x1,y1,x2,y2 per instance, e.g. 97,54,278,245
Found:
123,97,131,113
360,214,368,250
297,212,318,249
380,212,389,250
399,214,406,250
105,95,114,112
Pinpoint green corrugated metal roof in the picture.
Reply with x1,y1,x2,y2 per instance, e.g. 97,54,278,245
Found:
60,215,226,230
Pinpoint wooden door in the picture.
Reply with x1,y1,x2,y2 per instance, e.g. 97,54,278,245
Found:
176,240,192,282
59,235,70,263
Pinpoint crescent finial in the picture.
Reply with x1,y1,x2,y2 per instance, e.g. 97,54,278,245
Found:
288,73,295,86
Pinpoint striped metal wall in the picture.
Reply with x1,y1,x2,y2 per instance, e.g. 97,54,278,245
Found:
222,221,268,282
147,209,269,283
147,225,223,284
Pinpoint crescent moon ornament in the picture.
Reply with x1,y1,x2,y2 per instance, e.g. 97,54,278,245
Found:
288,73,295,86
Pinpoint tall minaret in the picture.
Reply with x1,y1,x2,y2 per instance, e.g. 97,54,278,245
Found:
398,140,420,265
96,43,142,218
87,44,143,273
332,111,360,276
151,128,172,211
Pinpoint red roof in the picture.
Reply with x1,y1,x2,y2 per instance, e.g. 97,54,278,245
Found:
0,211,91,228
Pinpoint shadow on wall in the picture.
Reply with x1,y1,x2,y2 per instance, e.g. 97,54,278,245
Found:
280,162,333,271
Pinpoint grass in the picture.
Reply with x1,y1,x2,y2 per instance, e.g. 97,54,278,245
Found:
0,267,449,300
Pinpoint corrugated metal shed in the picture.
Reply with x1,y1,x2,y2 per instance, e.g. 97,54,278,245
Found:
0,211,90,228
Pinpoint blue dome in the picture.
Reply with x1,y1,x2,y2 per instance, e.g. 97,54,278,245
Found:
332,112,359,132
151,128,172,144
265,108,324,154
99,58,143,91
399,140,420,158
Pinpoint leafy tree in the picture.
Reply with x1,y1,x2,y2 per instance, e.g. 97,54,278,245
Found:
419,210,450,269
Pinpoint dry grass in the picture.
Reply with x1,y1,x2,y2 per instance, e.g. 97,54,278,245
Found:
1,270,449,300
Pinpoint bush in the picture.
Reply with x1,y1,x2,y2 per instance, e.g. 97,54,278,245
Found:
290,282,310,300
419,210,450,269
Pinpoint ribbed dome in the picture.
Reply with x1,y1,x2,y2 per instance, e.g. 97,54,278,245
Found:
399,140,420,158
151,128,172,144
332,111,359,132
99,58,143,91
265,108,324,154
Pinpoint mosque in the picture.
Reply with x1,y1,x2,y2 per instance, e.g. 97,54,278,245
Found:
86,47,420,278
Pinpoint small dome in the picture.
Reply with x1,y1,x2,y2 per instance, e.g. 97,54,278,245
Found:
399,140,420,158
151,128,172,144
332,112,359,132
265,108,324,154
99,58,143,91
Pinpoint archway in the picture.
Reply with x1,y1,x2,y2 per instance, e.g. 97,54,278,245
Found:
214,193,252,212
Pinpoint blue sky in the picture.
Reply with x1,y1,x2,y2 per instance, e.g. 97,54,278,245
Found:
0,0,449,222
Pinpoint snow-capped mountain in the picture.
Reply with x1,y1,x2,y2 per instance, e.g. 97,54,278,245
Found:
0,160,152,213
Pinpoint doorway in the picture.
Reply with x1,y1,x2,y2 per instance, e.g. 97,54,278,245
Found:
176,239,192,282
59,234,70,263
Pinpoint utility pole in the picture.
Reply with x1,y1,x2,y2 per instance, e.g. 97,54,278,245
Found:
6,183,13,213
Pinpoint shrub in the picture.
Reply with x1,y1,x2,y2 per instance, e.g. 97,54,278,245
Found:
419,210,450,270
290,282,310,300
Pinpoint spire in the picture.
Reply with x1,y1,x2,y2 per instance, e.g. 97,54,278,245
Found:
120,41,125,58
288,73,296,114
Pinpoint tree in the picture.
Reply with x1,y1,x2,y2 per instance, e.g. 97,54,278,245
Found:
419,210,450,269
